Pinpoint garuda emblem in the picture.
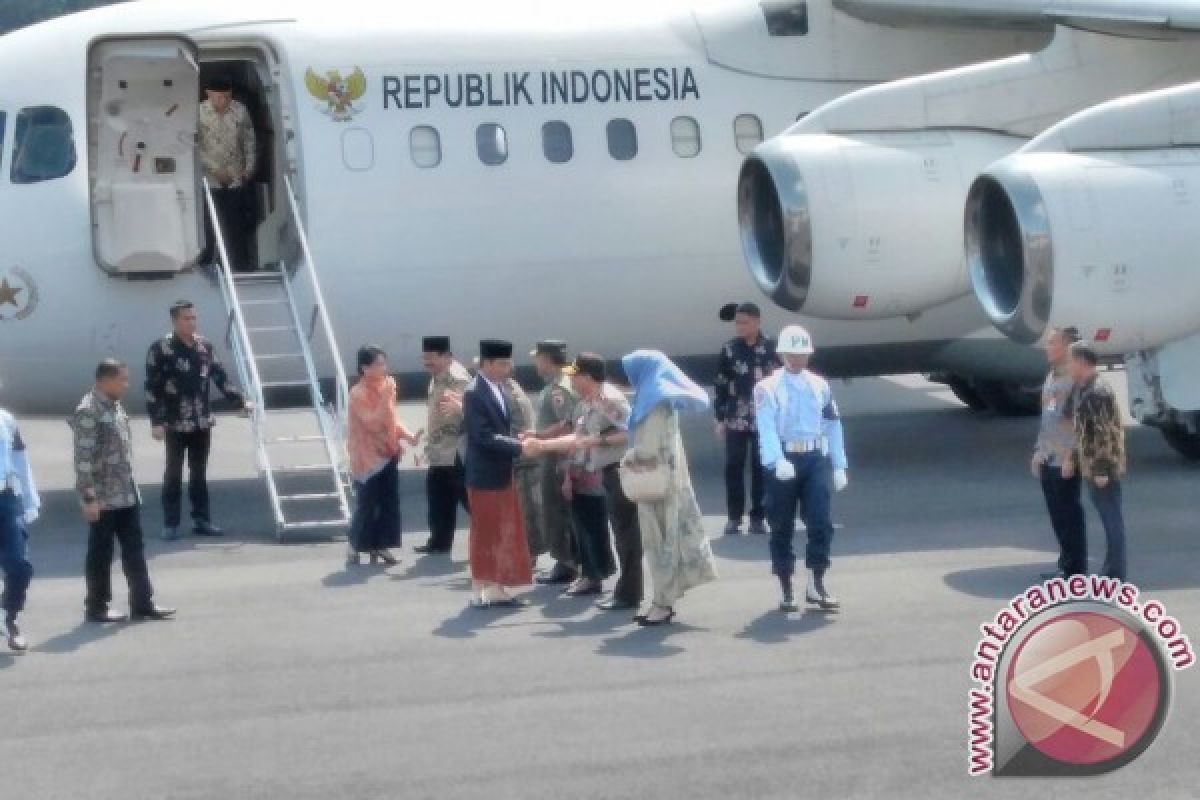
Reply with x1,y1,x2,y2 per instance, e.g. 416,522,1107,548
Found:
305,67,367,121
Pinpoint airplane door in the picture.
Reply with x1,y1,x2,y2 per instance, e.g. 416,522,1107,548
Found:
88,37,202,275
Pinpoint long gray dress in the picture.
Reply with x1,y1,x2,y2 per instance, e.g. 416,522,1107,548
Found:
629,404,718,607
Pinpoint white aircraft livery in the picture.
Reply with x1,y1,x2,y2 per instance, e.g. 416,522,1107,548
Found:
737,0,1200,458
0,0,1055,420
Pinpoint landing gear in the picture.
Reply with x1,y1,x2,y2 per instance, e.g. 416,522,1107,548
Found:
931,373,1040,417
1161,424,1200,462
944,376,988,411
972,380,1041,417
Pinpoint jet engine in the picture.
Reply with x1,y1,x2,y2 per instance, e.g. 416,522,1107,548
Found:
967,151,1200,353
738,130,1023,320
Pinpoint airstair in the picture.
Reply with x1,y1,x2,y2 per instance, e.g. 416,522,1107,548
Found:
204,176,352,540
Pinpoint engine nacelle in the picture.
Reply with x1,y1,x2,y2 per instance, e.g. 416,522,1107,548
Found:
737,130,1022,319
967,151,1200,353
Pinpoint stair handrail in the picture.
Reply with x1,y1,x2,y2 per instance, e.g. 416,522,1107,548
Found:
282,174,350,444
203,178,267,419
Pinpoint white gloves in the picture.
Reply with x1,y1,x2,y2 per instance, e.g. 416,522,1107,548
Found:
22,508,39,526
774,460,796,482
833,469,848,492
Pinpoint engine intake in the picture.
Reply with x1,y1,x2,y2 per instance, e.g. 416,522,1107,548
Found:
736,130,1023,320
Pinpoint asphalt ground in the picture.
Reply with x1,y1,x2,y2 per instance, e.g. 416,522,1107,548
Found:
1,372,1197,799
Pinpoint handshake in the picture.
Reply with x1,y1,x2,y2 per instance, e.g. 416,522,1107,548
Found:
519,433,546,457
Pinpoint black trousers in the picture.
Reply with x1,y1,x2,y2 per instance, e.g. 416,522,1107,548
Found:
571,492,617,584
1039,464,1087,576
725,430,765,523
426,456,469,550
86,506,154,614
603,465,643,606
203,186,255,272
163,429,212,528
350,458,401,552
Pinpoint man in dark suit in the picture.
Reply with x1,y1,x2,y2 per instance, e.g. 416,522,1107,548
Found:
462,340,539,607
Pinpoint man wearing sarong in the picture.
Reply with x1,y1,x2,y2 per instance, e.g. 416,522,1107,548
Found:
462,340,539,608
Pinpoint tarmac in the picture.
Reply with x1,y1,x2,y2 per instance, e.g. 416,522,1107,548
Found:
1,372,1197,800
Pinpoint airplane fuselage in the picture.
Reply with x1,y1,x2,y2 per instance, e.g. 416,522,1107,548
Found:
0,1,1049,412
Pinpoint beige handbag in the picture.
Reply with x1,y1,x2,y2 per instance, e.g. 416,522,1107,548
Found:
618,451,669,503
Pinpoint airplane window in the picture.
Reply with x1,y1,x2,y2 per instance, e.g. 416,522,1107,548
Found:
607,119,637,161
477,123,509,166
761,1,809,36
670,116,702,158
542,121,573,164
734,114,764,155
340,128,374,172
10,106,76,184
411,125,442,168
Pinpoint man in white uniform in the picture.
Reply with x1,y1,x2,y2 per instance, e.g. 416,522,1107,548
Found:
754,325,848,613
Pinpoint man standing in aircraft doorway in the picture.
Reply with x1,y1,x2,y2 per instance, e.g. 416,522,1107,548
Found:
145,301,254,541
715,302,778,536
199,74,257,272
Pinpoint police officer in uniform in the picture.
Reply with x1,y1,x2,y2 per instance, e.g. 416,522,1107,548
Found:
529,340,579,584
417,337,471,554
0,404,38,652
754,326,848,612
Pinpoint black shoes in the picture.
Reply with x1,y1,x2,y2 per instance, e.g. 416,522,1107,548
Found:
193,520,224,537
747,519,769,536
536,563,578,585
806,571,840,611
131,605,177,621
414,543,451,555
87,606,175,623
5,616,27,653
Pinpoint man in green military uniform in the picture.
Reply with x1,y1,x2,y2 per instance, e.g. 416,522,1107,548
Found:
417,337,471,555
503,376,542,567
527,340,580,585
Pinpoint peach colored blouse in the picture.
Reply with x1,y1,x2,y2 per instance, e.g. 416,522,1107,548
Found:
347,376,401,481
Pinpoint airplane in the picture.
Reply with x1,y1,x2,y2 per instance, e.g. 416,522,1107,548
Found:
0,0,1055,421
737,0,1200,460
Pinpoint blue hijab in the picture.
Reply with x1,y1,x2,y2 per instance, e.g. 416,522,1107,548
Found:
621,350,710,439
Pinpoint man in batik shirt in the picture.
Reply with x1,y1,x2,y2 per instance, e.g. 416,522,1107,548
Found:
714,302,778,536
145,300,252,540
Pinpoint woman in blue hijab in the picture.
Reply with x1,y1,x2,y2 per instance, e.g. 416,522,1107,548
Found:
620,351,718,625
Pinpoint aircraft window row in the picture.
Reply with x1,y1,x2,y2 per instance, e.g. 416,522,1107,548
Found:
402,115,765,169
10,106,76,185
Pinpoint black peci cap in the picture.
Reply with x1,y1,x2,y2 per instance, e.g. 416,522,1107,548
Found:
422,336,451,354
479,339,513,360
563,352,606,382
530,339,569,363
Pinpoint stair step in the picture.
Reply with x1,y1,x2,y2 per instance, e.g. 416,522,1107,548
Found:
255,353,305,361
280,492,342,501
240,299,289,307
268,435,327,444
272,463,339,474
280,519,349,531
247,325,297,334
261,380,312,389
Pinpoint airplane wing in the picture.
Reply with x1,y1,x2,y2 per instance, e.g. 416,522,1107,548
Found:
834,0,1200,37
